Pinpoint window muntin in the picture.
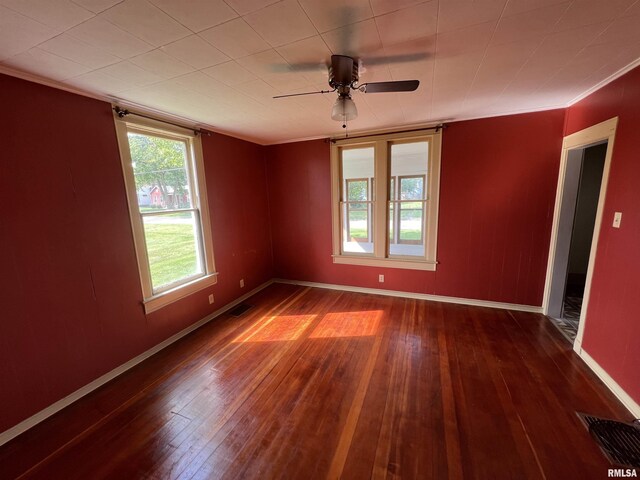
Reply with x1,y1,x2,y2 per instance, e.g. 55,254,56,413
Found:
115,114,216,313
331,130,441,271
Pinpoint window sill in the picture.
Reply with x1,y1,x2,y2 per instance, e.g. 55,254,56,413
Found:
143,273,218,314
332,255,437,271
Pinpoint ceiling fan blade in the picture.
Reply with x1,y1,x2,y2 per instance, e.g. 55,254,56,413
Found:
273,89,334,99
269,62,328,73
359,80,420,93
363,53,429,66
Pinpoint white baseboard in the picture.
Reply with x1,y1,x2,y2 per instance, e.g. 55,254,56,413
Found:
578,349,640,418
0,279,274,447
273,279,543,313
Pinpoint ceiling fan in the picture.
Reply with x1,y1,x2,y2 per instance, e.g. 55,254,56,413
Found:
273,54,420,127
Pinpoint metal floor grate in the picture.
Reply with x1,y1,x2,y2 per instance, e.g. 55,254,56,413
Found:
577,412,640,468
228,303,254,317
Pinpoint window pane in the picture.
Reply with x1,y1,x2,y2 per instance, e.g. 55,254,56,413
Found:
389,142,428,257
400,203,423,242
142,211,203,291
400,177,424,200
128,133,193,212
342,148,374,254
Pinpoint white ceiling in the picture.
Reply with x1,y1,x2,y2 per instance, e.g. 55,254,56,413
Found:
1,0,640,144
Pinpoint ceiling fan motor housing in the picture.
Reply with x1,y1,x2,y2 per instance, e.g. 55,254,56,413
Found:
329,55,359,95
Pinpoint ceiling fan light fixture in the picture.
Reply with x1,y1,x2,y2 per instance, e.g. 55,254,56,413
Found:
331,96,358,122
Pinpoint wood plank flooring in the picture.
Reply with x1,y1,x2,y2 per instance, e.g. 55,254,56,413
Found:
0,283,632,479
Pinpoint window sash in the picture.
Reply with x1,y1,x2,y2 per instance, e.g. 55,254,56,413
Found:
114,113,217,313
140,208,206,294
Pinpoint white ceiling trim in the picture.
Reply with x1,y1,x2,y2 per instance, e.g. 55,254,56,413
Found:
566,55,640,107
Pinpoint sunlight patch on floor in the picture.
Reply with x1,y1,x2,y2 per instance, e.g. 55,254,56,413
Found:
309,311,382,339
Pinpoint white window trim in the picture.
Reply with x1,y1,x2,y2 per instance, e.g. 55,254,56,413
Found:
330,129,442,271
114,112,217,314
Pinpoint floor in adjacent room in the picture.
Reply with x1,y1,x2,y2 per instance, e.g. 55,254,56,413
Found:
549,296,583,343
0,283,630,479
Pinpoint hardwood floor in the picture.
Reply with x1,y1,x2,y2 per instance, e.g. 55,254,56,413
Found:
0,283,632,479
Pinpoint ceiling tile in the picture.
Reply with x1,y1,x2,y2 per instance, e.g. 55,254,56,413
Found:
0,6,57,60
129,49,194,78
170,71,231,99
262,70,315,93
203,61,257,85
437,0,506,33
100,0,191,47
491,2,570,45
382,33,435,56
148,0,237,32
375,2,438,47
369,0,427,16
98,60,163,86
68,70,136,93
390,58,433,83
39,34,121,69
244,0,317,47
199,18,270,58
436,21,494,57
234,78,283,104
3,47,91,80
222,0,279,15
277,35,332,67
503,0,571,17
70,0,123,14
160,35,229,69
361,92,405,124
298,0,372,33
553,0,637,31
322,19,382,57
559,42,626,78
626,1,640,15
590,13,640,46
538,21,610,54
0,0,93,31
470,37,541,95
66,16,154,58
236,48,286,76
431,50,485,101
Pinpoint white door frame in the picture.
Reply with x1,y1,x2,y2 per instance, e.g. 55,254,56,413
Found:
542,117,618,353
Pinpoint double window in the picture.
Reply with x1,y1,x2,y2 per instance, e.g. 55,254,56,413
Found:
331,129,441,270
115,113,216,313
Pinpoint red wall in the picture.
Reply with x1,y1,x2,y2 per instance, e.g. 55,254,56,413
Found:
266,109,565,306
564,66,640,405
0,74,273,432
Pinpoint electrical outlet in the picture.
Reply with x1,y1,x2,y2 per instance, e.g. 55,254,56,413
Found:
240,279,245,288
613,212,622,228
379,274,384,283
208,294,214,304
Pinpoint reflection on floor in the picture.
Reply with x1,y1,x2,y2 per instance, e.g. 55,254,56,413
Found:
551,296,583,342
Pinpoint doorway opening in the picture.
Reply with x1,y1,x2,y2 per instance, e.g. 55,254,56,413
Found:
543,118,617,351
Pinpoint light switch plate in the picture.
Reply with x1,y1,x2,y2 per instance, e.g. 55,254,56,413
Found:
613,212,622,228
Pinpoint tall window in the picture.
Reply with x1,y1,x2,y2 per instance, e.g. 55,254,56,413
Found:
331,130,441,270
115,114,216,313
